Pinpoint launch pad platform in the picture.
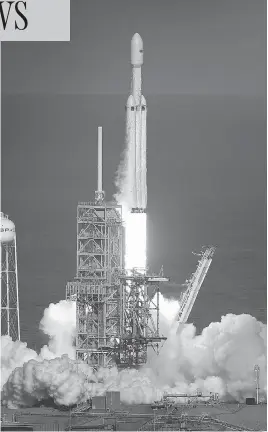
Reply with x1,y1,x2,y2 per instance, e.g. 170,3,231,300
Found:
1,402,266,431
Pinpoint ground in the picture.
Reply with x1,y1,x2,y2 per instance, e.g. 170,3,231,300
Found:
1,402,267,431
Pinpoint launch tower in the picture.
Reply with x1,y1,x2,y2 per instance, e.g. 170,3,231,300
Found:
0,212,20,341
66,128,124,367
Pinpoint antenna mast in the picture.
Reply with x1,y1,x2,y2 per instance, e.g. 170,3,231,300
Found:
254,364,260,404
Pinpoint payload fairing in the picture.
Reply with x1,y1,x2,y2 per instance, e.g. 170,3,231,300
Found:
126,33,147,213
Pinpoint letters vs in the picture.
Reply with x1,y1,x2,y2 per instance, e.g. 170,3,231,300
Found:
0,1,28,31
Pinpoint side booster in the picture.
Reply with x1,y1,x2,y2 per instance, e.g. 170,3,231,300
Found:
126,33,147,213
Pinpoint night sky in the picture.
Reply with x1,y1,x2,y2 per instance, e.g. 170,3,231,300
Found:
1,0,266,349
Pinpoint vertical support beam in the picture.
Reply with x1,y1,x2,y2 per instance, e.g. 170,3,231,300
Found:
103,301,106,346
14,235,20,340
156,288,159,337
6,246,10,337
76,206,79,279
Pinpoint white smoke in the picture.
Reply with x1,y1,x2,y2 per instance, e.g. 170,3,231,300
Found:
1,300,77,407
158,293,180,325
0,336,38,390
1,298,266,408
114,147,132,212
154,314,266,400
2,356,89,409
39,300,76,359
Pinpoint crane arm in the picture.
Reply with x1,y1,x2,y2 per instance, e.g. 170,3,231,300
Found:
176,246,215,324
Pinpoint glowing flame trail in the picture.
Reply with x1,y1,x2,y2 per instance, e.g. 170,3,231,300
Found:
123,209,147,270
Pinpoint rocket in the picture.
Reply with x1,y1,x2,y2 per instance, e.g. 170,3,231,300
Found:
126,33,147,213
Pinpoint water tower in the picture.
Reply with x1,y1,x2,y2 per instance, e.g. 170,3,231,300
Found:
0,212,20,340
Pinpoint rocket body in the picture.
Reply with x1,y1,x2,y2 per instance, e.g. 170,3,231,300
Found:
126,33,147,213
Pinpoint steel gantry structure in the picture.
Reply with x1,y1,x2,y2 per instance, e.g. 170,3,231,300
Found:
116,268,169,367
66,202,169,368
66,201,124,368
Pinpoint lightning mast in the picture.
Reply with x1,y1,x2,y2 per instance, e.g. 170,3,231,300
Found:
176,246,215,324
95,126,105,203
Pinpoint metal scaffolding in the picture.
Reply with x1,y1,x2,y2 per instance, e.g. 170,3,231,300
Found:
116,269,169,367
66,201,124,368
66,201,168,368
1,228,20,341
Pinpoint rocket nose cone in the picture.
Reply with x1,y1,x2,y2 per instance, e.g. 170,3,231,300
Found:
132,33,142,44
126,95,135,107
131,33,143,66
141,95,147,106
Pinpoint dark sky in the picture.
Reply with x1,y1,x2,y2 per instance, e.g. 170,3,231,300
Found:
2,0,266,95
1,0,266,348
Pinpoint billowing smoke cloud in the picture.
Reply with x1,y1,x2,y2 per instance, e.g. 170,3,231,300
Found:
1,299,266,409
1,336,38,390
150,313,267,402
2,356,88,409
1,300,76,407
39,300,76,359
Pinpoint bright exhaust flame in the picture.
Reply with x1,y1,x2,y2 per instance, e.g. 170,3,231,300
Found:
123,208,147,270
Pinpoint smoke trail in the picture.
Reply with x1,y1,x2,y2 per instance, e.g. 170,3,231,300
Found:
114,147,132,213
